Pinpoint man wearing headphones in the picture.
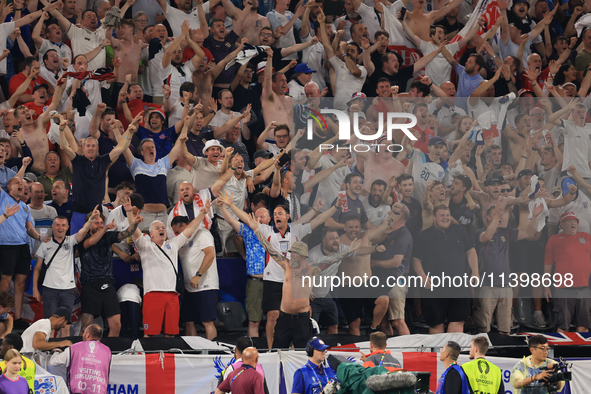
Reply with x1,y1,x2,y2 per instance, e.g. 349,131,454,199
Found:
292,337,337,394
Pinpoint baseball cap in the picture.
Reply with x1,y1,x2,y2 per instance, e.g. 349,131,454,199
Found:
428,136,446,146
347,92,367,106
53,307,71,324
257,61,275,74
560,211,579,224
309,337,329,352
562,177,576,196
294,63,316,74
484,176,504,186
254,150,273,161
518,89,534,97
512,0,529,7
561,82,577,90
551,186,561,195
32,84,49,93
23,173,37,183
150,109,167,121
289,241,309,258
202,139,224,156
517,169,534,179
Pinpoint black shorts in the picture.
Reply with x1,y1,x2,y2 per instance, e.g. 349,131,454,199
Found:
311,297,338,327
81,280,120,319
422,297,471,327
0,244,31,276
262,281,283,314
273,311,312,349
341,293,379,324
180,290,218,323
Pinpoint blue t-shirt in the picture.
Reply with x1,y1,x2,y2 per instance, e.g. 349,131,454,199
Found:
238,224,265,275
454,63,484,98
0,188,34,246
137,125,177,161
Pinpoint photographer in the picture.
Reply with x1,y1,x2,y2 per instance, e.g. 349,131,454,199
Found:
510,335,565,393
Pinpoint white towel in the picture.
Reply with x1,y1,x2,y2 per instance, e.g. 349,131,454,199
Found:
527,175,548,232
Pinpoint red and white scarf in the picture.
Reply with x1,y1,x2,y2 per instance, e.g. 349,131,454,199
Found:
171,191,212,230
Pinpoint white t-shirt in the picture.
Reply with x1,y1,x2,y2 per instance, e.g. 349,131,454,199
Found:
163,61,198,104
332,16,353,42
314,154,351,212
427,101,466,140
409,148,448,201
307,243,349,298
149,45,167,98
66,25,107,71
191,157,222,192
419,41,460,87
65,77,107,116
259,223,312,283
106,205,132,254
302,34,327,90
537,161,561,192
548,192,591,234
328,56,367,109
134,233,189,294
219,171,254,220
117,283,142,304
168,100,190,128
209,110,245,142
30,204,58,255
21,319,52,354
287,80,306,101
266,10,299,60
35,235,78,290
165,2,211,38
499,34,532,69
0,22,15,74
38,40,72,63
355,3,381,40
178,229,218,292
360,196,391,227
560,120,591,179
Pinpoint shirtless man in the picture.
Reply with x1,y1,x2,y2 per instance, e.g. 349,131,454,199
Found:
350,127,406,195
405,0,464,42
338,210,399,336
504,113,532,166
422,180,448,230
261,48,293,138
107,19,143,84
247,213,362,348
222,0,270,45
14,77,67,173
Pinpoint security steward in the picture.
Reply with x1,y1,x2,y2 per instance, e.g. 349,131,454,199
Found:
436,341,470,394
292,337,337,394
462,337,504,394
0,334,36,393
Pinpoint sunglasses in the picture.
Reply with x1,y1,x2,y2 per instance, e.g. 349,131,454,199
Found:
500,188,511,193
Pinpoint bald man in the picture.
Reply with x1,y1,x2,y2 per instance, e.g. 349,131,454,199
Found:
216,347,264,394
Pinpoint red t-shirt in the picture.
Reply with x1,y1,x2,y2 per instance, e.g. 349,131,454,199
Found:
8,73,50,107
217,366,264,394
411,125,435,154
24,97,53,121
519,67,550,92
117,99,161,130
545,232,591,288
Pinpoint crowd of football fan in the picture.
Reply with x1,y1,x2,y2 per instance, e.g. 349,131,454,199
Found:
0,0,590,348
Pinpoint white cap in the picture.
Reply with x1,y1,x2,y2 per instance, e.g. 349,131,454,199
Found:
202,139,224,156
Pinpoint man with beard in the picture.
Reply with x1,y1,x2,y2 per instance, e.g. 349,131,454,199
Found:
449,175,475,232
389,174,423,238
247,213,362,348
361,180,392,227
413,205,478,334
318,10,368,109
32,13,72,62
131,198,213,337
210,91,251,142
261,49,293,132
37,152,71,200
8,56,50,107
326,173,373,230
421,180,447,230
77,198,142,337
219,121,252,170
308,228,386,335
332,0,361,42
0,177,45,328
223,0,271,45
461,337,505,394
429,82,467,138
440,50,485,98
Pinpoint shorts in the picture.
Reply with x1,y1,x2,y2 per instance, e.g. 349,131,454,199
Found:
341,292,380,324
422,297,471,327
262,281,283,314
473,286,512,333
553,287,591,330
181,289,218,323
245,277,263,322
311,296,339,327
42,287,75,320
138,211,168,232
215,219,237,255
81,280,121,319
386,285,408,321
0,244,31,276
143,291,180,336
273,311,312,349
510,240,545,274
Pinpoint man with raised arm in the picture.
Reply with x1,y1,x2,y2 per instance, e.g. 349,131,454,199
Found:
131,198,213,338
107,19,144,100
261,48,293,131
246,212,362,348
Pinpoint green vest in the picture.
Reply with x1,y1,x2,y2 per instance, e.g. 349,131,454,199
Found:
461,358,502,394
0,355,36,393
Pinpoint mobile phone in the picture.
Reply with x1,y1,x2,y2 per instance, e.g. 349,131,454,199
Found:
277,152,291,168
12,125,21,132
398,8,407,21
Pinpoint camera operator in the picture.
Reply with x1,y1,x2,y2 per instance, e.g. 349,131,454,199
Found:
510,335,565,393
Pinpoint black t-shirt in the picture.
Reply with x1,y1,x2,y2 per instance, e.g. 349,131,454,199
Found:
204,30,239,85
438,19,464,40
71,153,112,213
98,129,134,190
413,224,473,295
449,196,474,233
78,231,120,284
366,65,414,94
401,197,422,239
444,367,464,394
371,226,413,277
186,128,214,158
232,83,258,113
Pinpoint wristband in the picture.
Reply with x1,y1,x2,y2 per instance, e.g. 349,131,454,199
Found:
195,272,202,277
521,155,527,159
21,141,27,146
2,213,7,219
428,82,433,88
230,166,236,170
374,245,379,251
